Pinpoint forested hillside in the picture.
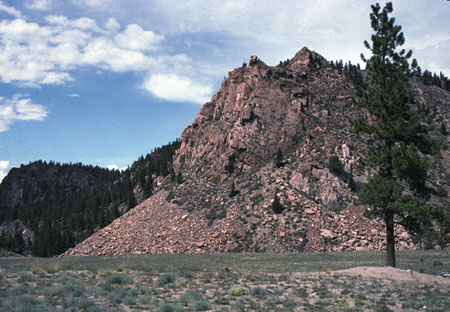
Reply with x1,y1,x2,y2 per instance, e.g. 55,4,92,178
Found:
0,140,180,256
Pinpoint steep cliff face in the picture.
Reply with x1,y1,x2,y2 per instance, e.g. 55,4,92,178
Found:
63,47,449,257
174,48,360,182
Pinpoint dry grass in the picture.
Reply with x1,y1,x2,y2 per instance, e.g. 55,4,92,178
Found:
0,250,448,311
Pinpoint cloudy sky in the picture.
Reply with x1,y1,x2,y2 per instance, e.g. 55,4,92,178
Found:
0,0,449,181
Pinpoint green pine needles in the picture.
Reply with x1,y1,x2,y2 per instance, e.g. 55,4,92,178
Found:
354,2,444,267
271,194,284,214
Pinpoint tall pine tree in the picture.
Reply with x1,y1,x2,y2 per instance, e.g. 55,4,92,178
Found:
354,2,441,267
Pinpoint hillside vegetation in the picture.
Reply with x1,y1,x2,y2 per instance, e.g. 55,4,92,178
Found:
0,251,449,311
0,140,180,256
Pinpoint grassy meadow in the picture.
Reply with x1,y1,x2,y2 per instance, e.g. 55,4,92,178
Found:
0,250,449,311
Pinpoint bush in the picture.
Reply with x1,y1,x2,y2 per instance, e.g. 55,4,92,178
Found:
106,274,133,285
17,296,43,312
75,298,96,310
158,303,182,312
45,263,61,274
177,270,195,279
271,194,284,214
251,287,268,298
180,290,202,305
441,122,448,135
275,148,283,168
227,287,245,296
30,264,43,275
108,288,138,304
158,273,176,286
347,164,357,191
229,181,238,198
177,172,183,184
194,300,211,311
328,156,344,176
64,282,84,297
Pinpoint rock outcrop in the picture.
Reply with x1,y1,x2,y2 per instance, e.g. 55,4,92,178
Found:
174,48,362,182
63,47,450,257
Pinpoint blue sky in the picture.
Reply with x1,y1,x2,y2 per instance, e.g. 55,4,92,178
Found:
0,0,449,180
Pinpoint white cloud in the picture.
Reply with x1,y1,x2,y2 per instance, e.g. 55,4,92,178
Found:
0,94,48,132
0,15,165,86
106,164,128,171
0,160,10,183
25,0,52,11
106,164,119,170
68,93,80,97
0,1,24,18
142,0,449,75
148,0,371,66
143,73,212,104
105,17,120,31
408,33,450,74
114,24,164,51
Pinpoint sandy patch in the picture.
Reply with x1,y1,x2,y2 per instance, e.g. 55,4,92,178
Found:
335,266,450,285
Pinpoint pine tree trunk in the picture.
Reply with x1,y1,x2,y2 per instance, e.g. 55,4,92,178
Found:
385,209,396,267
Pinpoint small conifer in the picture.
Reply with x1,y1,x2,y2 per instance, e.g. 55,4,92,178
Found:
271,194,284,214
275,148,283,168
229,181,237,198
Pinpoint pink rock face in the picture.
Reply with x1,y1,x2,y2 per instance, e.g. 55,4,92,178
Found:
174,47,354,182
61,47,449,257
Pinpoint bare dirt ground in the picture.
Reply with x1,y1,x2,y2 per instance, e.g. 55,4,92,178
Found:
336,266,450,285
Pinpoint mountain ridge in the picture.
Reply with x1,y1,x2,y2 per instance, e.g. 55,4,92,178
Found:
62,47,450,256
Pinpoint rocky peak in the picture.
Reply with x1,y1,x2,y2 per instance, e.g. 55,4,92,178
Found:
288,47,327,72
174,47,355,182
63,47,450,257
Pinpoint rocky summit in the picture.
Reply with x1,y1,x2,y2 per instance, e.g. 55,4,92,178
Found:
63,47,450,257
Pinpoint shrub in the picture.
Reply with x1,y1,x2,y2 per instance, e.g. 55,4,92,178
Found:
107,274,133,285
177,172,183,184
123,296,137,306
347,164,357,191
328,156,344,176
158,303,182,312
158,273,176,286
45,285,65,298
441,122,448,135
140,295,152,304
115,263,126,272
336,296,356,311
30,264,43,275
75,298,96,310
18,272,34,283
228,287,245,296
177,270,195,279
229,181,238,198
108,288,138,304
86,306,103,312
45,263,60,274
271,194,284,214
251,287,268,298
17,296,43,312
180,290,202,305
275,148,283,168
194,300,211,311
64,282,84,297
